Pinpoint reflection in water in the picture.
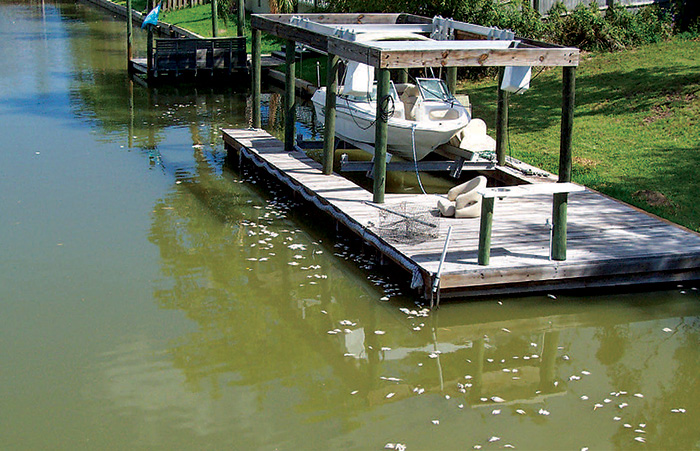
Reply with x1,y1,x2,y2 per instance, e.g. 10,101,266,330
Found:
1,2,699,449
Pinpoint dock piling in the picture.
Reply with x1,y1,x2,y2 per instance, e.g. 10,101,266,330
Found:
477,197,495,266
496,67,508,167
322,54,339,175
552,66,576,261
373,68,390,203
126,0,132,64
237,0,244,37
211,0,218,37
284,40,296,153
446,67,457,96
146,0,154,76
251,28,261,129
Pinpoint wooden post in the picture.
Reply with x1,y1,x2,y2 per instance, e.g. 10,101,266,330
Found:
284,40,296,153
496,67,508,166
558,67,575,184
126,0,133,65
211,0,218,37
477,197,495,265
551,193,568,260
322,54,339,175
397,68,408,84
146,0,154,77
237,0,244,37
393,68,408,84
446,67,457,95
251,28,261,129
373,68,390,204
552,66,576,261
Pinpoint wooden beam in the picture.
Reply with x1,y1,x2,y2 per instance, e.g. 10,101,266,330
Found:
322,54,339,175
376,48,579,68
284,40,296,153
253,13,404,26
373,68,390,203
252,19,331,52
252,14,579,69
251,28,261,129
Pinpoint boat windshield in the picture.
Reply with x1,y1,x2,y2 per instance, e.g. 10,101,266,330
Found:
417,78,453,102
342,81,401,104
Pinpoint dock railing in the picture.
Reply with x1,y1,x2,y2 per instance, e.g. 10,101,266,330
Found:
153,37,247,77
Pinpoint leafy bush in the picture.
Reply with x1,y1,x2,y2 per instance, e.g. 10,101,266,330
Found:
321,0,676,51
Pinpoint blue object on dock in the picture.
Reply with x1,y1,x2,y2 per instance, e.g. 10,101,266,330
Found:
141,3,161,29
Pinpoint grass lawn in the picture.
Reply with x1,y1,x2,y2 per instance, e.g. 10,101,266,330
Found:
115,1,282,52
462,37,700,232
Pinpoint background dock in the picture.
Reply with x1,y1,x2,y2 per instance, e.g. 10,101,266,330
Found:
223,128,700,299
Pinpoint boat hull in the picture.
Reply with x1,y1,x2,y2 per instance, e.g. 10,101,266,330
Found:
311,88,468,161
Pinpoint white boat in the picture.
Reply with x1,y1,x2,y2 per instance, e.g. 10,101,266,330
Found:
311,61,471,161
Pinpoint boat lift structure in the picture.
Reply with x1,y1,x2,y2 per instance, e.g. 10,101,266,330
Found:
249,13,580,261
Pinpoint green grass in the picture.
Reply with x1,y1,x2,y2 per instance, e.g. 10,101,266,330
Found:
462,37,700,231
115,1,282,52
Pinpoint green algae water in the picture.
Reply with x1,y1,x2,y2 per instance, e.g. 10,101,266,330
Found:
1,2,699,449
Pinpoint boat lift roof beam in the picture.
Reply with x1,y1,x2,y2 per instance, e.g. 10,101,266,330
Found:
251,14,579,68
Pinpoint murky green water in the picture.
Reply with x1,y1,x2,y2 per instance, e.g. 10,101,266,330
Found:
1,2,699,449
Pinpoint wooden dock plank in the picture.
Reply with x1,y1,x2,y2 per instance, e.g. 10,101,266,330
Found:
222,129,700,297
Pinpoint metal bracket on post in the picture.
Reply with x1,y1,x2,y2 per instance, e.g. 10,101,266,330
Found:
449,156,465,179
366,156,375,179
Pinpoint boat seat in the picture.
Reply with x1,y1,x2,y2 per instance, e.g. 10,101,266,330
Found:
437,175,488,218
394,83,415,97
400,85,421,120
449,118,496,152
428,108,460,121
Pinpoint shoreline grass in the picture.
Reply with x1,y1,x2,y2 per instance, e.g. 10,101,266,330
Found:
113,1,282,52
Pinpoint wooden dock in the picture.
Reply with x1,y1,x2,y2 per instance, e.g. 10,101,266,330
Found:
222,128,700,299
129,37,248,81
